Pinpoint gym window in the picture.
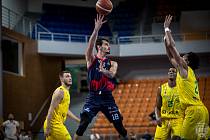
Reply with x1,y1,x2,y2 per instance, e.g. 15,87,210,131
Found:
2,37,24,76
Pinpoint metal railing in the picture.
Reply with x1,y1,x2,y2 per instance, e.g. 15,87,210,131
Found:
37,30,210,44
2,6,210,44
30,95,51,128
2,6,34,37
2,6,19,29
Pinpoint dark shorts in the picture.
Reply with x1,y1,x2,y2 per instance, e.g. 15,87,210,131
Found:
81,91,122,123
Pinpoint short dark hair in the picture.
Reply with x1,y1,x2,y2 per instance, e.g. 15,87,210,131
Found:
95,38,109,52
59,70,70,78
186,52,200,70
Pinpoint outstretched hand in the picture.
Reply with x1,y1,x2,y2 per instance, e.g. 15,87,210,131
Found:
94,14,107,32
164,15,173,29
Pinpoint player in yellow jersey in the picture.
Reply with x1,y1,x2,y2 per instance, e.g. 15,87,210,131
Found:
163,15,209,139
43,71,80,140
155,68,183,140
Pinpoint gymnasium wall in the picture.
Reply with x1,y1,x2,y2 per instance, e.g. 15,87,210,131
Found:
2,27,63,131
180,11,210,32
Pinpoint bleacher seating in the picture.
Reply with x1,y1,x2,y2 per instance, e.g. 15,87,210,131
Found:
91,78,166,136
152,0,209,23
153,0,179,23
38,4,112,36
91,76,210,137
109,1,141,37
37,2,143,37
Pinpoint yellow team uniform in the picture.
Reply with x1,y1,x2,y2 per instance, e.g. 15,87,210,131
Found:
177,66,209,140
208,128,210,138
44,86,71,140
155,83,184,140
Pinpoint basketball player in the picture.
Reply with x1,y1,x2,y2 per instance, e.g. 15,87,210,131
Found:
43,71,80,140
73,14,128,140
163,15,209,139
154,68,183,140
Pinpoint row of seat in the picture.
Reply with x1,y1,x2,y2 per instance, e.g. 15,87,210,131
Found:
38,4,112,36
91,76,210,136
37,2,143,37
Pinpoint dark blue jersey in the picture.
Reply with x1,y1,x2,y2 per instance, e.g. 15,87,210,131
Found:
88,56,116,92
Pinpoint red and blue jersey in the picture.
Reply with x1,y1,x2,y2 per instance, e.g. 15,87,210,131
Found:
88,56,116,93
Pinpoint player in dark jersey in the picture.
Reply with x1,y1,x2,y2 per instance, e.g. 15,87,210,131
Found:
73,14,128,140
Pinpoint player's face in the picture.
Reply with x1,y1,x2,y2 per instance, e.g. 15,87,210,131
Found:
183,54,189,65
62,73,72,87
101,40,110,54
168,68,177,80
8,114,14,120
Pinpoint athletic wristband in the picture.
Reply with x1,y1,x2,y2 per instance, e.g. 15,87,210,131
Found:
164,27,171,33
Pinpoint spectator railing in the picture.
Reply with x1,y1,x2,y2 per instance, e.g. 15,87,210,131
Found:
2,7,209,44
37,29,210,44
2,6,34,37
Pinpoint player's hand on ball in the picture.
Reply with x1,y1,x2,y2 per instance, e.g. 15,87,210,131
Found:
94,14,107,32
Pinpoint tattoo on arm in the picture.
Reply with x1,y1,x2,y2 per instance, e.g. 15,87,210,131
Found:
100,69,114,78
100,61,117,78
46,89,63,128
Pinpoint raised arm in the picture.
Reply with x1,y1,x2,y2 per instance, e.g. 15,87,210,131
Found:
67,110,80,123
164,15,188,78
164,35,178,67
155,86,162,127
45,89,64,137
86,14,106,68
99,60,118,78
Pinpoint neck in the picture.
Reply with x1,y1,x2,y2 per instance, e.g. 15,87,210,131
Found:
168,79,176,88
62,84,70,90
97,51,106,59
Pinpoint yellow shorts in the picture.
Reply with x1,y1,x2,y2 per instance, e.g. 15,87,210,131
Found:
154,117,183,140
182,105,209,140
43,120,71,140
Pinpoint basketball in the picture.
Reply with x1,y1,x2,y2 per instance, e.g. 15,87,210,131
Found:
96,0,113,15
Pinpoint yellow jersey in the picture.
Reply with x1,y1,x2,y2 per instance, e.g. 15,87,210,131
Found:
176,66,203,109
161,82,183,118
50,85,70,124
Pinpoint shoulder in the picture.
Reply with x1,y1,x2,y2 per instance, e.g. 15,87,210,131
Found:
110,61,118,66
187,66,196,79
14,121,19,126
159,83,167,93
187,66,193,74
2,120,9,125
162,82,168,87
53,87,64,98
87,56,97,69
